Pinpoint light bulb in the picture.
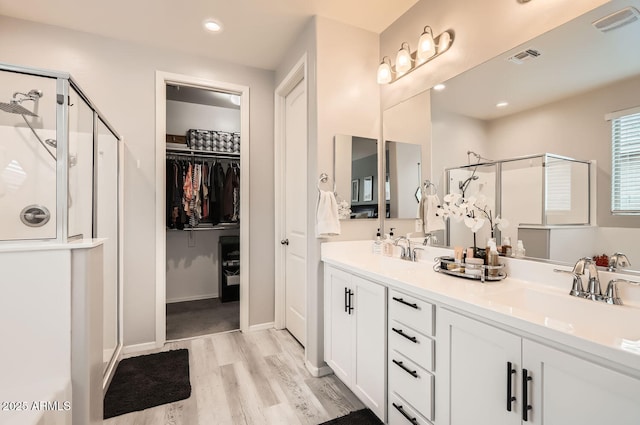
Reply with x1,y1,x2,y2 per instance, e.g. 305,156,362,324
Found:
377,58,392,84
417,26,436,62
203,19,223,33
395,43,412,75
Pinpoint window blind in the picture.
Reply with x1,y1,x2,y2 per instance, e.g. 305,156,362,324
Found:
611,111,640,214
545,159,571,211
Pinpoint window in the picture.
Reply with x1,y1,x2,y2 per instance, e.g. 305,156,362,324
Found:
609,107,640,214
545,158,571,212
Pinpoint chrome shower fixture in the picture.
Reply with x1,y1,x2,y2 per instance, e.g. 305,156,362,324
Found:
0,88,56,160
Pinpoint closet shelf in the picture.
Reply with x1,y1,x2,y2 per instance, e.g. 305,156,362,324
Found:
166,146,240,159
167,223,240,231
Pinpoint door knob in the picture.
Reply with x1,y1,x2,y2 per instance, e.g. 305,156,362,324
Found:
280,239,289,245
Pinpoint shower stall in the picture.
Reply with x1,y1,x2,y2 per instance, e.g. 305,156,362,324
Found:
0,62,122,424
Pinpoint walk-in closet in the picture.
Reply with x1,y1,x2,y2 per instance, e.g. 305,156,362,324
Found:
165,84,241,340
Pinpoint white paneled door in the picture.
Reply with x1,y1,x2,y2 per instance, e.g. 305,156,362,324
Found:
283,79,307,346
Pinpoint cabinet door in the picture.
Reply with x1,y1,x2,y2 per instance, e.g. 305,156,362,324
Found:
437,309,521,425
523,339,640,425
352,275,387,420
324,266,354,384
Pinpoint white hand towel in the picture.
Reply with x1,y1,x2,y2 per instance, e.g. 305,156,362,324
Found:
316,190,341,237
425,194,445,232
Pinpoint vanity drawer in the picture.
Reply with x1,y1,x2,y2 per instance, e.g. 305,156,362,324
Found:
389,392,433,425
389,320,434,371
389,351,434,420
389,289,434,336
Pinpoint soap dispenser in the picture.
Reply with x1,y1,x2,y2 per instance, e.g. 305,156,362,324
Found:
384,228,396,257
515,240,526,258
372,228,383,255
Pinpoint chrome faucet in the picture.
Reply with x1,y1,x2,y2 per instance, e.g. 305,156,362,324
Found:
411,247,425,262
608,252,631,272
603,278,640,305
580,259,602,301
393,236,411,260
423,233,438,246
554,257,588,298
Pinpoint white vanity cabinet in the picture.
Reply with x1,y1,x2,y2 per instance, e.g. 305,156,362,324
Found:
324,264,387,421
437,308,640,425
388,289,436,425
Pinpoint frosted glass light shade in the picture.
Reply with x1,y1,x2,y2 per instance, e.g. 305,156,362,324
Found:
395,43,412,74
417,26,436,61
377,58,392,84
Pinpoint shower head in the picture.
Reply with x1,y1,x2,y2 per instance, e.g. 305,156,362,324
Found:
0,89,43,117
0,100,39,117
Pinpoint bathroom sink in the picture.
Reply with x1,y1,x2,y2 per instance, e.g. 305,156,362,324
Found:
488,285,640,341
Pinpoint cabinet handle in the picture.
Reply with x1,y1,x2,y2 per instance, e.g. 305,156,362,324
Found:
392,402,419,425
392,327,418,343
344,287,348,313
392,359,419,378
392,296,419,309
506,362,516,412
522,368,533,421
348,289,354,315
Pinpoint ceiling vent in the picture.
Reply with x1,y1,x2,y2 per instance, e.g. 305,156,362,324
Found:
506,48,541,65
593,7,640,32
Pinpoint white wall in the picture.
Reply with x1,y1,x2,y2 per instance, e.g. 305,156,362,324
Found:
379,0,609,110
275,16,380,372
166,100,240,135
0,15,275,346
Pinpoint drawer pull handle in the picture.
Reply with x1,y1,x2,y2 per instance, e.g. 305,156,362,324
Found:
506,361,516,412
522,368,533,421
392,359,419,378
392,402,419,425
392,327,418,343
392,296,419,309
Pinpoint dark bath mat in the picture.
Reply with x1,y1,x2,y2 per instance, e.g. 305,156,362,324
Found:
104,349,191,419
319,408,383,425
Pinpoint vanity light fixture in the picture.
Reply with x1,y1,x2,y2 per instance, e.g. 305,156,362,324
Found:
496,101,509,108
417,26,437,62
395,42,413,75
377,57,393,84
203,19,223,33
377,27,454,84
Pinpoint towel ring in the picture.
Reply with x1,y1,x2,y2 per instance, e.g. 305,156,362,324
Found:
317,173,336,194
423,180,437,195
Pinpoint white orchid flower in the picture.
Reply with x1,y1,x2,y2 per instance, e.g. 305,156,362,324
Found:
471,217,486,233
474,195,488,209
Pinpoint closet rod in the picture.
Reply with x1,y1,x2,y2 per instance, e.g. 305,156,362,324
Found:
166,147,240,160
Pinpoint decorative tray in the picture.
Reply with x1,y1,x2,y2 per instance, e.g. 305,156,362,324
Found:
433,256,507,282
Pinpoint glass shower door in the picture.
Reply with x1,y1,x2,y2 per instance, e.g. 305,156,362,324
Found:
0,72,57,241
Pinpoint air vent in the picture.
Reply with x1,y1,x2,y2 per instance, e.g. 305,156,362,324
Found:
593,7,640,32
507,48,541,65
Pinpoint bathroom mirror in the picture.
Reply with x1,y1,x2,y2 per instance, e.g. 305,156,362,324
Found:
334,134,379,219
382,91,430,221
386,141,422,219
425,0,640,270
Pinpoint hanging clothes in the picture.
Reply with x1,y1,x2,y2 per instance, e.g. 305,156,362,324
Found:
210,162,225,225
223,163,240,221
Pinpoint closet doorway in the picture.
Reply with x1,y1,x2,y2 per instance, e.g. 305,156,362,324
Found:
155,72,249,346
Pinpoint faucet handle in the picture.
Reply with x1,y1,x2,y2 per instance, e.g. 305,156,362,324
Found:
604,278,640,305
554,269,586,297
608,252,631,271
412,247,425,262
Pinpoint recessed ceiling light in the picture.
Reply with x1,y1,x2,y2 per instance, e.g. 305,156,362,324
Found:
433,84,446,91
203,19,223,33
496,101,509,108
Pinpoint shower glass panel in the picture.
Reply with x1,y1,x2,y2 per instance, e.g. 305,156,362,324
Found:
446,163,497,248
67,86,94,239
96,118,119,374
0,72,57,241
545,156,590,225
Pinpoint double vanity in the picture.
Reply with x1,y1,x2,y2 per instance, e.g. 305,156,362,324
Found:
322,240,640,425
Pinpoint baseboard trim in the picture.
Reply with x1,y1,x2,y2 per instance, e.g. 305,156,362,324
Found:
305,360,333,377
248,322,275,332
122,341,162,355
166,294,218,304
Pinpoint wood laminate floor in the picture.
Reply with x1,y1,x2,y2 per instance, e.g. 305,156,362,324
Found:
104,329,363,425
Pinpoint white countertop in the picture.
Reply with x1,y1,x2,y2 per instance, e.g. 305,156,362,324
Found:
0,238,105,253
321,240,640,374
